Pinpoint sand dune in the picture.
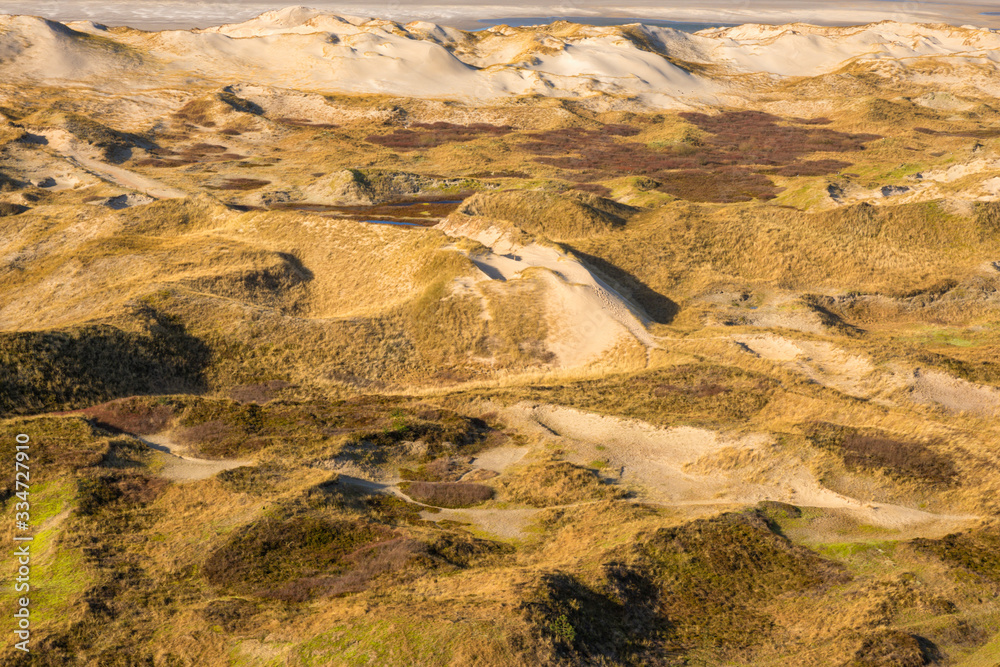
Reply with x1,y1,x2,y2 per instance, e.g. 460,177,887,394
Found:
438,218,656,366
2,8,1000,104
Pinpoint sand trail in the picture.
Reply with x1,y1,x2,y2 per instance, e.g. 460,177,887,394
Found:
734,333,1000,416
735,333,884,398
39,129,187,199
141,433,250,482
330,399,977,539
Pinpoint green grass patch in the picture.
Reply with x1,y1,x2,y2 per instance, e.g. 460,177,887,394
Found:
298,618,458,666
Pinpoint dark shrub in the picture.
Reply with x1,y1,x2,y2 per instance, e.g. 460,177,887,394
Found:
83,396,174,435
806,422,957,485
401,481,493,508
203,515,392,594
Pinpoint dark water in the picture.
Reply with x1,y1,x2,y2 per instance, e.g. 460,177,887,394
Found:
474,17,739,32
363,220,422,227
387,200,464,207
269,196,468,228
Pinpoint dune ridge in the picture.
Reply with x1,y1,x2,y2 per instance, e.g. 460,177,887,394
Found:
1,7,1000,104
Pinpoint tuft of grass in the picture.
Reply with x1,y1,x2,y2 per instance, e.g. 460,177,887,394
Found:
634,510,848,646
473,365,776,428
453,189,635,240
911,525,1000,586
367,122,512,150
495,458,618,507
0,311,209,417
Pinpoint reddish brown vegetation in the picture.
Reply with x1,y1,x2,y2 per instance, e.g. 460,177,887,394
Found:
402,481,494,507
267,537,430,601
203,515,397,599
654,168,776,202
521,113,878,203
83,397,174,435
807,422,956,485
367,122,512,150
134,143,244,167
76,473,169,516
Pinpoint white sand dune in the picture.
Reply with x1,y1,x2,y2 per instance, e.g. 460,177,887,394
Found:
2,8,1000,105
438,219,656,366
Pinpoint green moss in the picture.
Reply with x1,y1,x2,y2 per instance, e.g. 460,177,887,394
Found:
815,541,898,560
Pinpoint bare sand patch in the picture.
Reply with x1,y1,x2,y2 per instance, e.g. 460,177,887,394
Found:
141,432,251,482
500,402,974,533
470,446,529,473
734,334,1000,416
418,507,541,540
907,369,1000,417
440,220,657,367
735,333,886,398
40,129,187,199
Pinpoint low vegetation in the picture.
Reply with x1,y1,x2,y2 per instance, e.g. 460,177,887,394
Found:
805,422,958,485
2,52,1000,665
399,481,494,507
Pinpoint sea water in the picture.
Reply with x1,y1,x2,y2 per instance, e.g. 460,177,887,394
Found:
474,17,739,32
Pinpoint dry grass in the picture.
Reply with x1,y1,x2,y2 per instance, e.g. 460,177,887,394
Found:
452,189,635,241
495,458,620,507
4,89,1000,666
367,122,512,150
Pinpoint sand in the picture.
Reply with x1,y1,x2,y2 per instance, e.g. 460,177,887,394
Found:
501,402,976,535
141,433,251,482
735,333,882,399
438,220,657,367
4,9,1000,105
39,129,187,200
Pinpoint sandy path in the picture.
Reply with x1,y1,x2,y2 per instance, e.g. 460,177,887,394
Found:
908,368,1000,417
470,446,530,472
38,129,187,199
333,459,555,539
141,433,251,482
735,333,884,398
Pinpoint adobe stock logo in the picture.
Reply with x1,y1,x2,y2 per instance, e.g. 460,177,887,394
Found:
886,0,926,23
